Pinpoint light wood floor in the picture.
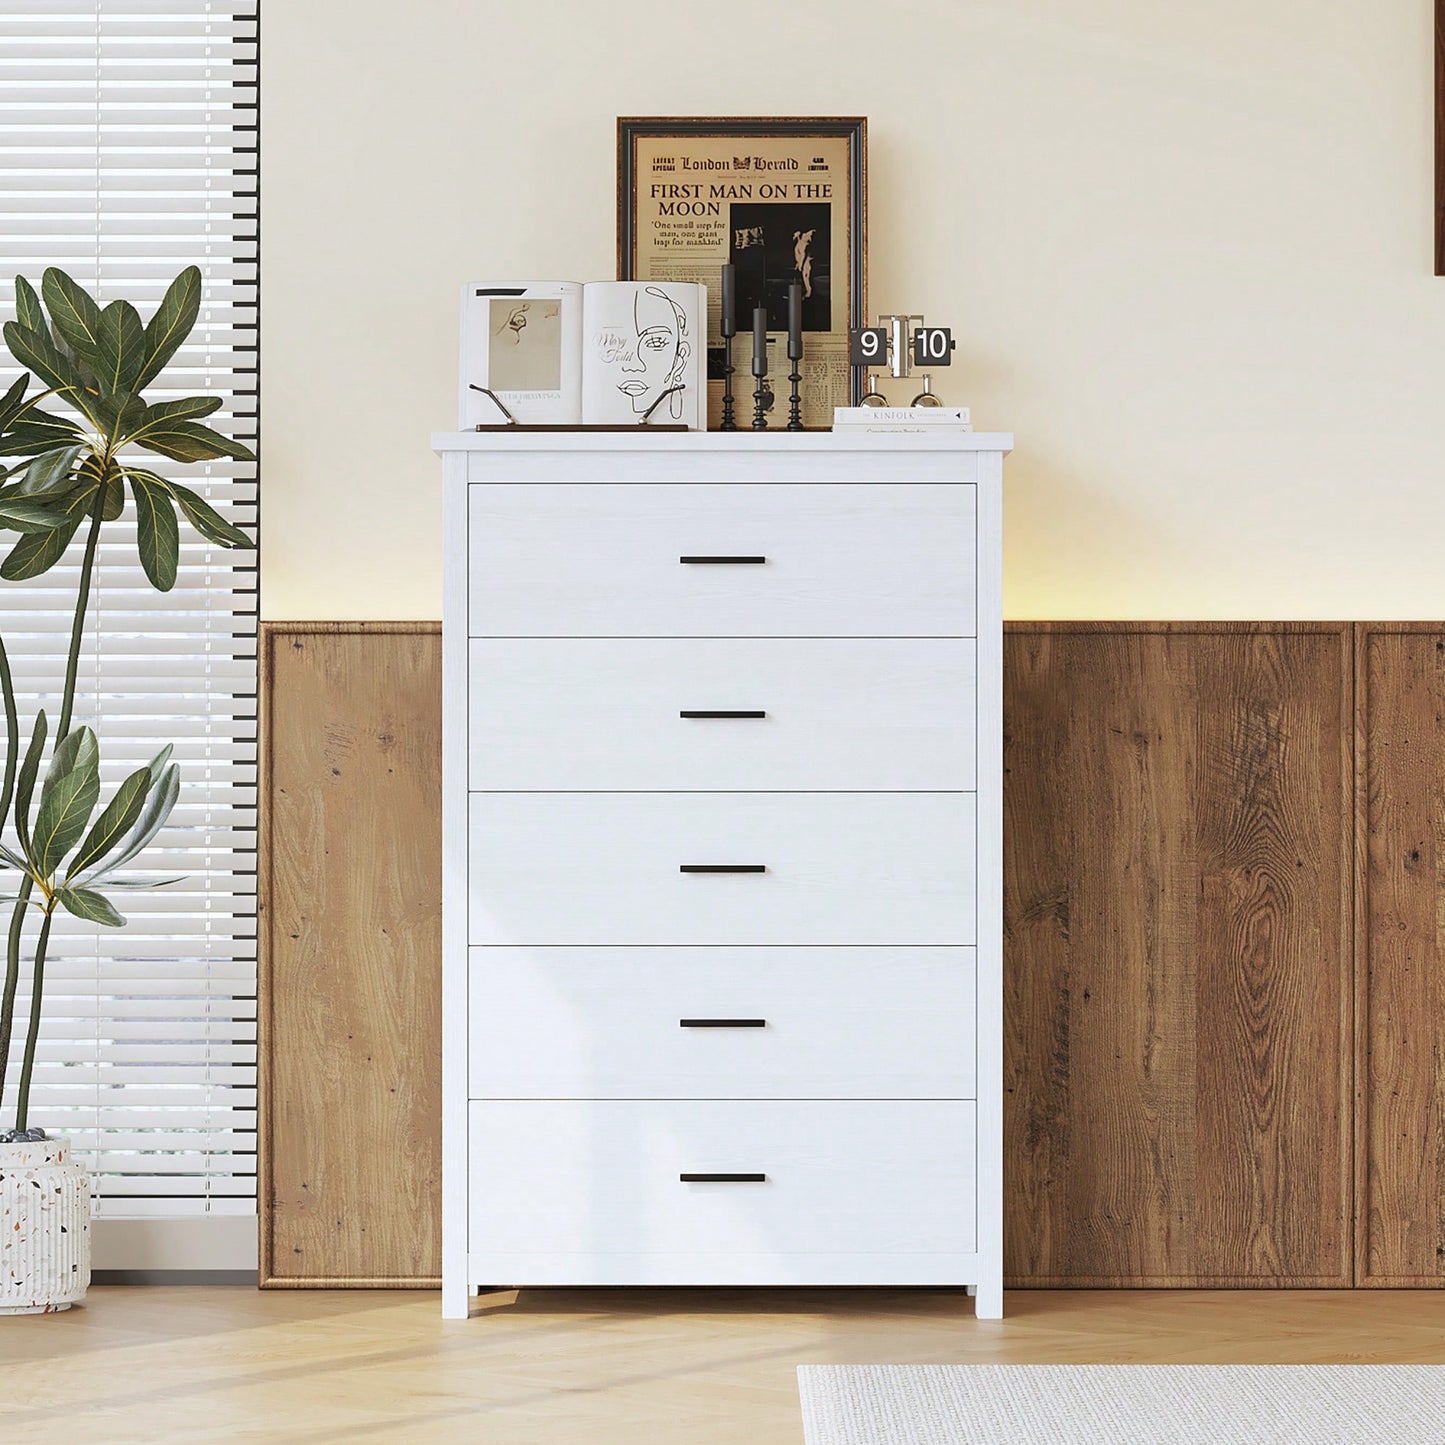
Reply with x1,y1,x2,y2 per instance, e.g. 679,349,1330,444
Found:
7,1288,1445,1444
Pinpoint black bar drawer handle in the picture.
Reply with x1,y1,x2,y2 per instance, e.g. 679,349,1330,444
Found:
679,864,766,874
679,555,766,564
680,1173,767,1183
679,710,767,719
679,1018,767,1028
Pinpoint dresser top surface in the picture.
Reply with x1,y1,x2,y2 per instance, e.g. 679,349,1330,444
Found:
433,430,1013,456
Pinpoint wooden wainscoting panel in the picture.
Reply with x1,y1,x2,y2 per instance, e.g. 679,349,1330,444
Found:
1004,624,1353,1286
1356,624,1445,1285
259,622,442,1287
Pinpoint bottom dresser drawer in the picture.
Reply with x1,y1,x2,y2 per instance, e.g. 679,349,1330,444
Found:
467,1100,976,1283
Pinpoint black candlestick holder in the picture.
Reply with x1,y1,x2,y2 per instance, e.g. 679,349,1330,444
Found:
751,345,770,431
750,304,773,429
786,279,804,431
751,367,770,430
720,332,737,432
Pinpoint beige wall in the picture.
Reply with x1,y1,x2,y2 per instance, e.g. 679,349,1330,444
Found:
262,0,1445,620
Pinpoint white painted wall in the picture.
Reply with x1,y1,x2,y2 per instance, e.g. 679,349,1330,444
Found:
262,0,1445,620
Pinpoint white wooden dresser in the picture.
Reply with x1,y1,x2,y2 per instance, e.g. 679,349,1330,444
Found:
436,432,1009,1320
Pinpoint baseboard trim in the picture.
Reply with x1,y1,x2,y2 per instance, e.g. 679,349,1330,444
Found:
92,1215,257,1273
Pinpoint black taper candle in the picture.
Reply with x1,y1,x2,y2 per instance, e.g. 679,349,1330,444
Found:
751,305,770,430
787,280,803,361
719,264,738,430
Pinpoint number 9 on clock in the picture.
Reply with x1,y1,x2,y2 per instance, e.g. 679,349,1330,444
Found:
849,327,889,367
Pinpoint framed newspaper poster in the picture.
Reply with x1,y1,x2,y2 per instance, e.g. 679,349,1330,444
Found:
618,117,867,429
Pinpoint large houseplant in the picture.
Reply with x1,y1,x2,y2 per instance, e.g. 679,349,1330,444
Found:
0,266,254,1311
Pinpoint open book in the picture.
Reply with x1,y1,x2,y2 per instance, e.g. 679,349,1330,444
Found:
459,280,707,429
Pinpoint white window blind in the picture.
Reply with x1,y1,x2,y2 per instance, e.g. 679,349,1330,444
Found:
0,2,259,1222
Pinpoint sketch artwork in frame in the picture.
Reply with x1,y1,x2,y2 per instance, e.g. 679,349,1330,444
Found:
458,281,583,426
618,117,867,429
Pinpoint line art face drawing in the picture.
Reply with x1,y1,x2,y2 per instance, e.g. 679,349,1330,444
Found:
594,285,691,419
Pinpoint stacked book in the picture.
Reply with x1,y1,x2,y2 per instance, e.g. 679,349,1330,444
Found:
832,405,972,433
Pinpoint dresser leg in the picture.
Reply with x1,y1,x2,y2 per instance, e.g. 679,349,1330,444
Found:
973,1276,1003,1321
442,1279,472,1320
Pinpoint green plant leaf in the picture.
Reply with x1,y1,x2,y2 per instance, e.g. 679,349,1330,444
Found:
87,761,178,883
17,443,86,499
132,418,255,464
45,723,95,784
133,266,201,392
0,518,80,580
56,887,125,928
2,320,87,402
94,299,145,396
0,498,71,533
0,843,29,872
0,373,29,432
130,473,179,590
65,765,152,881
0,478,100,580
114,397,224,457
13,709,48,856
41,269,103,365
61,745,177,883
0,408,85,459
17,468,86,503
15,275,44,333
138,474,252,549
135,395,223,430
0,494,71,534
33,725,101,876
101,876,183,888
91,393,147,448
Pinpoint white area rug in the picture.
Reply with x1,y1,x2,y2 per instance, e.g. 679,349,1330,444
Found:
796,1364,1445,1444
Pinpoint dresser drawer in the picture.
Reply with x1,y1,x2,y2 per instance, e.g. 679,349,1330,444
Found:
467,946,976,1099
467,1100,976,1284
468,638,976,792
467,793,976,946
466,483,976,637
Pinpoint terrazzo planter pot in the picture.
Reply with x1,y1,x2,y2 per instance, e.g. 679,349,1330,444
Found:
0,1139,90,1313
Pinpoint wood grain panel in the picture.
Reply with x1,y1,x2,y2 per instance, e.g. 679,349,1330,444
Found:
259,622,442,1287
1004,624,1352,1286
1356,624,1445,1285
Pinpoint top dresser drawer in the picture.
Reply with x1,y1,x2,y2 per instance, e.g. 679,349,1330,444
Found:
467,483,976,637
